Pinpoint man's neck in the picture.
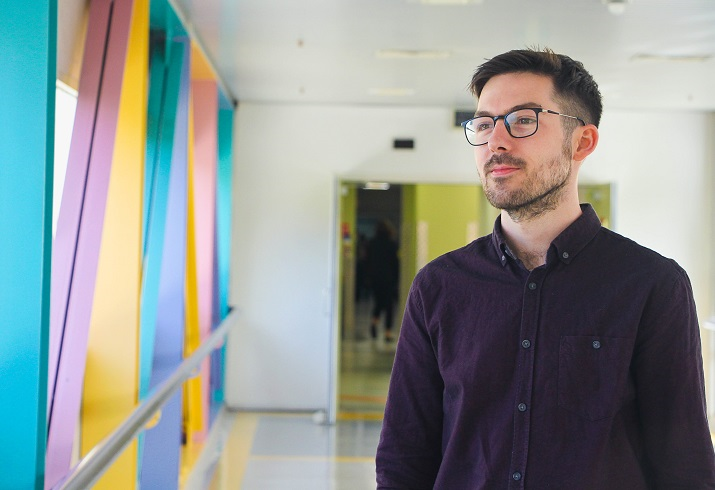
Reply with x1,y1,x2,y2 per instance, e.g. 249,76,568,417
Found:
500,200,582,270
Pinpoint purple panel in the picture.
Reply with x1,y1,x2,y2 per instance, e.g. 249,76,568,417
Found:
47,0,111,418
140,37,190,489
45,0,135,487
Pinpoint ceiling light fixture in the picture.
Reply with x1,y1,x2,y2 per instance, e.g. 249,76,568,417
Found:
362,182,391,190
602,0,630,15
420,0,483,4
630,53,712,63
368,88,417,97
376,49,452,60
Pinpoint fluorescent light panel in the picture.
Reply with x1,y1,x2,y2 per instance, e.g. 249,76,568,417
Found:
376,49,452,59
416,0,483,4
630,53,712,63
368,87,416,97
363,182,391,190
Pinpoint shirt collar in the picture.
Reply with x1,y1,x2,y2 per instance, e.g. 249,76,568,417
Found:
490,203,602,267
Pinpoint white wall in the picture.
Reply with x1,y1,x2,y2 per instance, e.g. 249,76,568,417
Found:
225,102,715,412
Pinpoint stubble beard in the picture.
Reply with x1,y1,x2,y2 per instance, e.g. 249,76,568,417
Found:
481,141,573,223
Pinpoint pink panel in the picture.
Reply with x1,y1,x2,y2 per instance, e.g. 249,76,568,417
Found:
45,0,135,487
191,79,218,440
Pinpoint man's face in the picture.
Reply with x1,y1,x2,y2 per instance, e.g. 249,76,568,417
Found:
474,72,576,221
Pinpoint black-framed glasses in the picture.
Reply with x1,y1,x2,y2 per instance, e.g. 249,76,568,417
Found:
461,108,585,147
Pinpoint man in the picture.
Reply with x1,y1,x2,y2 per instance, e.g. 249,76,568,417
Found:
375,48,715,489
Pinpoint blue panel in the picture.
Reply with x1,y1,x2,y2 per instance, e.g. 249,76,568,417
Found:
140,31,185,400
0,2,56,489
140,37,190,490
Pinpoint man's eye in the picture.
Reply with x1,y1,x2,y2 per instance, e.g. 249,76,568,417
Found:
515,117,537,125
476,123,492,132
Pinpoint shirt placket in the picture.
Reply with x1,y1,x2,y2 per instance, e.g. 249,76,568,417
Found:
508,268,544,489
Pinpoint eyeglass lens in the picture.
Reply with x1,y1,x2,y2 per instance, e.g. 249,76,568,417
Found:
463,109,539,146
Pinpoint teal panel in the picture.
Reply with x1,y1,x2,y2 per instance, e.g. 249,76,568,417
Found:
0,1,56,489
216,104,234,320
213,101,234,403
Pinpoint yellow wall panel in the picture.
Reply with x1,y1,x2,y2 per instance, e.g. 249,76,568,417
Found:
81,0,148,488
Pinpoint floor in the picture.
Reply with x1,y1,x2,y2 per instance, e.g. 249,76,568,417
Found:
183,298,395,489
339,298,397,419
184,411,382,490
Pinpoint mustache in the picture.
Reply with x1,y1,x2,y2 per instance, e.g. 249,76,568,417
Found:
484,154,526,172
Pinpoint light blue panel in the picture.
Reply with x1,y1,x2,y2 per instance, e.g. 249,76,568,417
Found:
138,15,185,483
140,36,190,490
139,24,185,400
0,2,56,489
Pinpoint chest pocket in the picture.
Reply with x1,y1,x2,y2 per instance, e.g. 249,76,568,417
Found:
558,335,635,421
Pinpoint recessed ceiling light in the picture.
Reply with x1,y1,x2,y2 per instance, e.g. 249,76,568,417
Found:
413,0,483,4
376,49,452,60
363,182,391,190
368,88,417,97
602,0,630,15
630,53,712,63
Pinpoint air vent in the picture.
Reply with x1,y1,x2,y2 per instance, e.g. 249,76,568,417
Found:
393,139,415,149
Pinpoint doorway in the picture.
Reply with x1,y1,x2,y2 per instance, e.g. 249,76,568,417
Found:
335,180,490,420
338,183,403,420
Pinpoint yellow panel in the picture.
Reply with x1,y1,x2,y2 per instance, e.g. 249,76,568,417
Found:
191,42,215,81
81,0,148,488
183,89,205,478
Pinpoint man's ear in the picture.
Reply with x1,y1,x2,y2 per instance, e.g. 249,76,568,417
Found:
572,125,599,162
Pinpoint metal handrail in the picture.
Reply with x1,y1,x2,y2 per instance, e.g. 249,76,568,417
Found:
54,309,236,490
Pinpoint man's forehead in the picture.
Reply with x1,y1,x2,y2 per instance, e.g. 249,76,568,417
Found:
476,72,555,112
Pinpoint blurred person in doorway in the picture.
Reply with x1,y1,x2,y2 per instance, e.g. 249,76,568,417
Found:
367,220,399,342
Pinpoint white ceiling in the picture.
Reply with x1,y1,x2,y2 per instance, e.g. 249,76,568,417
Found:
57,0,715,112
171,0,715,112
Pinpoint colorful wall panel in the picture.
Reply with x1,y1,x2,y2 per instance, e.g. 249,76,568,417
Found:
212,99,235,406
46,0,136,487
191,73,219,442
140,28,190,488
0,0,234,487
80,0,149,488
0,2,56,489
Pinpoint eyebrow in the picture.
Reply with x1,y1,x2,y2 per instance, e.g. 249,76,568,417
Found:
475,103,544,117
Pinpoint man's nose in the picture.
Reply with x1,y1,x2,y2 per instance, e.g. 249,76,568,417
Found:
487,118,511,152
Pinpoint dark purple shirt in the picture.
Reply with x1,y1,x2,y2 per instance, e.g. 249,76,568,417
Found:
376,204,715,489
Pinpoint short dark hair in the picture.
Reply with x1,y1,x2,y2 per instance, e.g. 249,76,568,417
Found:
469,48,603,128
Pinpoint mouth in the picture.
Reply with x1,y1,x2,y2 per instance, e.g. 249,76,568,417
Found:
484,155,525,178
488,165,520,178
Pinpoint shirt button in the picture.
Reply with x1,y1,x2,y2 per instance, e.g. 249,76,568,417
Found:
562,251,569,259
517,403,527,412
521,339,531,348
528,282,537,290
512,471,522,481
592,340,601,349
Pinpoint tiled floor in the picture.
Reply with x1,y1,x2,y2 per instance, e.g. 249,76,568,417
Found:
183,298,394,489
338,298,397,418
185,411,383,489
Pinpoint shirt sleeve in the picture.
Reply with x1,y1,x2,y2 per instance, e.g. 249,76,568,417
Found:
376,277,445,489
634,262,715,488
